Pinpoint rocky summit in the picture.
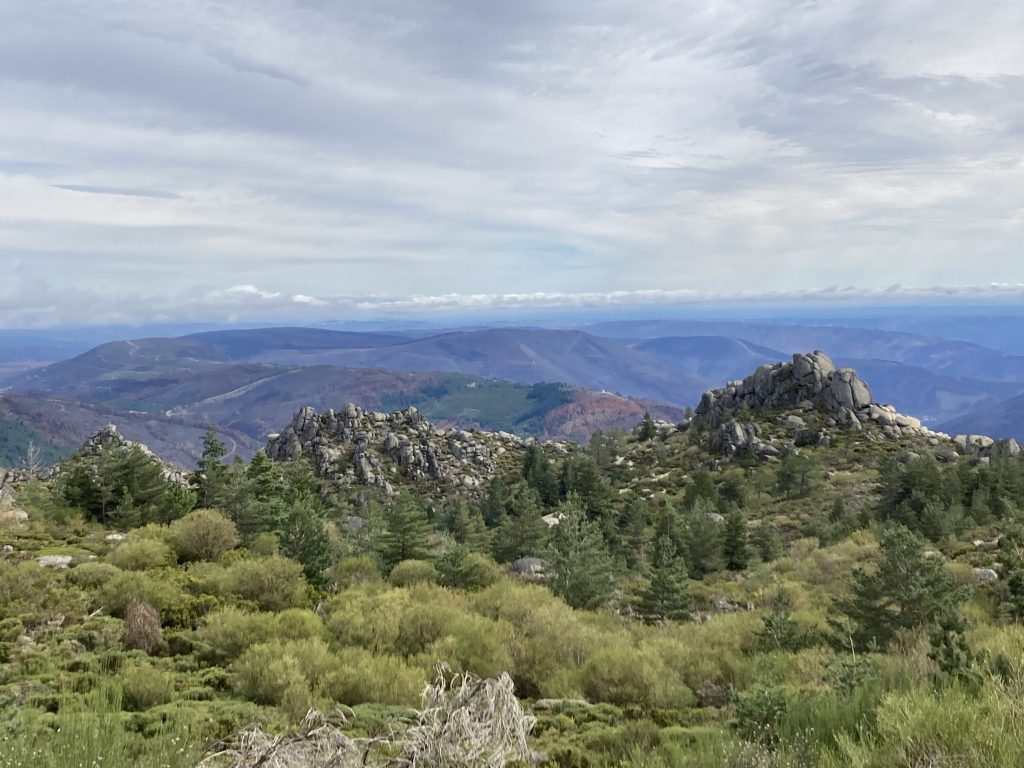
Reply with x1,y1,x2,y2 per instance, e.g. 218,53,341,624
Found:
72,424,191,486
694,350,1020,461
265,404,527,495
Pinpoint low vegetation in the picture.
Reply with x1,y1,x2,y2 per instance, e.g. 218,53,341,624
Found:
2,408,1024,766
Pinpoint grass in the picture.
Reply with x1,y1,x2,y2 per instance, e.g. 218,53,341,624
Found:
0,686,202,768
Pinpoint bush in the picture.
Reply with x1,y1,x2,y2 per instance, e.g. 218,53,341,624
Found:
68,561,123,589
389,559,438,587
436,547,502,591
323,647,425,706
582,643,695,709
169,509,240,562
223,555,309,611
232,638,336,708
328,585,409,653
233,643,309,705
199,607,324,660
248,532,279,556
122,664,175,711
328,555,381,589
100,571,186,619
471,581,597,699
107,538,175,571
123,601,162,655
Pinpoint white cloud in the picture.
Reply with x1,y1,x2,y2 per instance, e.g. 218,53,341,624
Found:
0,0,1023,326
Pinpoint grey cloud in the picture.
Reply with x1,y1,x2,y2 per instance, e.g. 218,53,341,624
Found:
1,0,1023,327
53,185,181,199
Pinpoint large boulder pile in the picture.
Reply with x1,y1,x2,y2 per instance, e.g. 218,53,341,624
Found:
696,351,874,429
694,350,1017,460
266,404,525,496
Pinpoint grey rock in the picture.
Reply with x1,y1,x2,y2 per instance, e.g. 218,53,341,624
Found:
266,404,523,496
510,557,547,581
38,555,73,569
974,567,999,584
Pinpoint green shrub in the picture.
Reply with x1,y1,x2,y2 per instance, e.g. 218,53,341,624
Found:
436,547,502,591
233,643,309,705
328,585,409,653
122,664,175,711
107,537,175,571
323,647,425,706
68,561,123,589
427,612,513,678
328,555,381,589
248,531,279,556
389,559,438,586
100,571,186,618
223,555,308,611
583,643,695,709
199,607,324,659
169,509,240,562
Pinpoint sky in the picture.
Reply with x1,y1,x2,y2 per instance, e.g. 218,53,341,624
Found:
1,0,1023,327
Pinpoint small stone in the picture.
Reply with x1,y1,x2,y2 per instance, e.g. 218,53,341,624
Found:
38,555,73,569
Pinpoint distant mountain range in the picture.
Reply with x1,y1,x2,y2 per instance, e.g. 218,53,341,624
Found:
4,319,1024,458
0,330,690,463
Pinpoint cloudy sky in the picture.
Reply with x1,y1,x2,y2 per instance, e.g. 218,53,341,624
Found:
1,0,1023,326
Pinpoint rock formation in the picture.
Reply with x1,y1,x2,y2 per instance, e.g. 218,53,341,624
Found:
266,404,525,495
694,350,1019,460
71,424,190,486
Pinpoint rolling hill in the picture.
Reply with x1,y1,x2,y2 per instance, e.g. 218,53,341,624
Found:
6,324,1022,439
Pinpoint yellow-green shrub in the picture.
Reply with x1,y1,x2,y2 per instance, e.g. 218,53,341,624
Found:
122,664,175,711
107,538,175,571
169,509,240,562
223,555,308,611
582,642,695,709
199,607,324,659
389,559,438,587
324,648,425,706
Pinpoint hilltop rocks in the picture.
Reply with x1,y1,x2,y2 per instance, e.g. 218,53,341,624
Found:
697,351,875,427
266,404,525,496
695,351,949,444
691,350,1024,464
72,425,190,486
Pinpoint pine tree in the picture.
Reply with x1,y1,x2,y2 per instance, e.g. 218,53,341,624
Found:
752,522,784,563
754,590,807,652
548,502,614,610
560,455,611,517
618,498,650,570
194,426,230,507
723,510,750,571
378,494,433,569
638,411,657,441
480,476,510,528
928,611,981,690
638,535,690,623
449,501,492,553
831,525,970,650
278,493,332,585
492,483,550,562
684,499,724,578
523,445,559,506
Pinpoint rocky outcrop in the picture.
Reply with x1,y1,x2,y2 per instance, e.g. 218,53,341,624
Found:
266,404,525,496
695,350,1020,462
696,351,874,429
71,425,190,486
